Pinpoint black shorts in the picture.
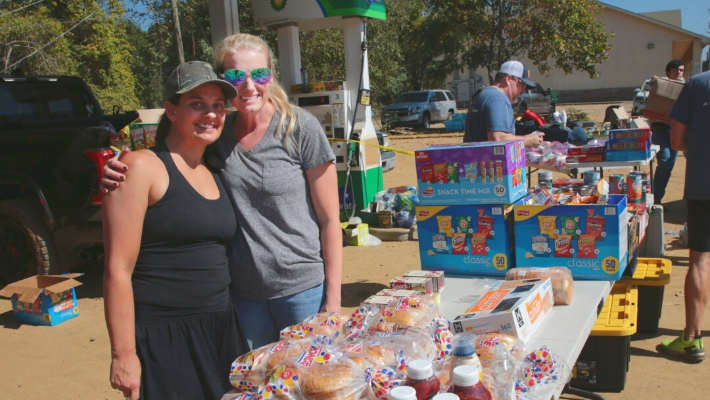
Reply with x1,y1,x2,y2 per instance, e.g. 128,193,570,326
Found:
687,199,710,252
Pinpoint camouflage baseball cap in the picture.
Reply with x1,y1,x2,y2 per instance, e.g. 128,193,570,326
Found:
164,61,237,100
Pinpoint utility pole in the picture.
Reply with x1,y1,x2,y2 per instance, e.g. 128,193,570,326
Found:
171,0,185,64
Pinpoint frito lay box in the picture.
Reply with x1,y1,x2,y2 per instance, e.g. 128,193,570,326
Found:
403,270,445,293
450,278,554,343
513,195,629,280
389,277,433,295
416,195,532,277
415,141,527,205
0,274,82,326
375,289,420,298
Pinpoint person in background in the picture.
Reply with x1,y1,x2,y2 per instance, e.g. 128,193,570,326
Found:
103,61,248,399
103,34,342,351
463,60,545,148
657,69,710,363
650,59,685,205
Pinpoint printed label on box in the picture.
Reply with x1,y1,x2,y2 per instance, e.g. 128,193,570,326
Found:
514,195,629,280
415,141,527,205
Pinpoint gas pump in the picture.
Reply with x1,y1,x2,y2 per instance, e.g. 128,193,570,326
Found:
251,0,386,222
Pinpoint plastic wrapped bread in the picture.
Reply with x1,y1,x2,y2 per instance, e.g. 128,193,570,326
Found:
505,267,574,305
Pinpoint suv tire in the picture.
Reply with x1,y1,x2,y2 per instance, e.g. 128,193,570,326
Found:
0,199,59,284
421,113,431,129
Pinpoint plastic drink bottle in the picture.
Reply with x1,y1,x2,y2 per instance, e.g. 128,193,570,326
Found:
404,359,441,400
389,386,418,400
489,344,515,400
451,365,491,400
432,394,460,400
450,336,483,381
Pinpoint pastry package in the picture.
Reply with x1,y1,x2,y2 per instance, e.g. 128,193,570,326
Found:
259,350,399,400
280,311,349,342
504,267,574,305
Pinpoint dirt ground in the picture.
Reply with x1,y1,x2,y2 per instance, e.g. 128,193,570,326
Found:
1,102,707,399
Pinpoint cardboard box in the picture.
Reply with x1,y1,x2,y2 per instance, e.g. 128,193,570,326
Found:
403,270,445,292
342,223,369,246
605,149,652,162
643,77,684,123
0,274,82,326
415,141,527,205
567,145,605,156
449,278,554,343
513,195,629,280
129,123,146,150
566,154,605,164
608,128,650,141
605,139,651,151
389,276,433,295
416,198,528,276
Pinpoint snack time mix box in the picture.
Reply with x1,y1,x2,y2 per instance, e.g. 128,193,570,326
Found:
513,195,629,280
415,141,527,205
417,199,528,276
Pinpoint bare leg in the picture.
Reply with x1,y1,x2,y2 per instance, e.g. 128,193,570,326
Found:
686,250,710,339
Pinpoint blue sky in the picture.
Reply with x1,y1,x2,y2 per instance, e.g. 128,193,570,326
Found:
604,0,710,37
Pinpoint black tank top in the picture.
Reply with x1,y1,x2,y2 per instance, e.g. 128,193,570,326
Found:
132,142,237,321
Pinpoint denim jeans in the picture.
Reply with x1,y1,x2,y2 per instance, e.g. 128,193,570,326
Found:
231,283,325,350
651,123,677,204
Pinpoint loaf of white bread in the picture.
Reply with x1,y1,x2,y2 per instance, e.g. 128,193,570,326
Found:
505,267,574,305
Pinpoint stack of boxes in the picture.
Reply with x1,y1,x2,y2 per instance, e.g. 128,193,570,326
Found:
605,128,652,162
414,141,528,276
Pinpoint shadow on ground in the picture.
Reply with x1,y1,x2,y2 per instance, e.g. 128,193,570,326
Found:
342,281,388,308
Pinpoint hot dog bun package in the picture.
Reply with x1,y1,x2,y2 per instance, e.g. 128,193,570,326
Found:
449,278,554,344
505,267,574,305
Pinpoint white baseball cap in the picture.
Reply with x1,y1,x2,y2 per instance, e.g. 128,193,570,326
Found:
499,60,536,88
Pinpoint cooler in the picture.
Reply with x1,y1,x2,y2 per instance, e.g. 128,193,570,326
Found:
621,257,672,333
571,282,638,392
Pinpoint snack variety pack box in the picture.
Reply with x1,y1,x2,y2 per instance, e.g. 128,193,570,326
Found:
450,278,554,343
415,141,527,205
416,197,530,276
513,195,629,280
643,76,684,123
0,274,82,326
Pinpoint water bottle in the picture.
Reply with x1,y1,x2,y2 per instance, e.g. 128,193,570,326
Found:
489,344,515,400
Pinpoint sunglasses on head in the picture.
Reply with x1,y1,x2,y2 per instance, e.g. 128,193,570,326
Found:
223,67,272,87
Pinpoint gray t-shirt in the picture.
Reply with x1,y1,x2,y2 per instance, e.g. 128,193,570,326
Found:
669,70,710,199
463,87,515,143
208,108,335,300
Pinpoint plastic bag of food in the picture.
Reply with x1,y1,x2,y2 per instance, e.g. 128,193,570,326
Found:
505,267,574,305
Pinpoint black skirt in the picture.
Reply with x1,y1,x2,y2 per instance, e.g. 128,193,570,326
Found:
134,304,247,400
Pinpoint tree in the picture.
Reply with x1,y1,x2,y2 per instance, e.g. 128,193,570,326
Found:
424,0,612,84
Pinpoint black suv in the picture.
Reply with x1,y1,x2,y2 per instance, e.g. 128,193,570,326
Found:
0,76,137,285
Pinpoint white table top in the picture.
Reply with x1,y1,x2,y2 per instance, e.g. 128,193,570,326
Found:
439,276,613,388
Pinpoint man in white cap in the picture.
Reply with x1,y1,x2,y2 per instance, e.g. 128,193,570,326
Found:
464,60,544,148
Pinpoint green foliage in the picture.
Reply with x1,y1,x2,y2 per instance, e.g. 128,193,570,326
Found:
565,106,589,121
425,0,612,84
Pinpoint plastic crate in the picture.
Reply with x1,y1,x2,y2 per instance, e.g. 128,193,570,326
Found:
621,257,672,333
571,282,638,392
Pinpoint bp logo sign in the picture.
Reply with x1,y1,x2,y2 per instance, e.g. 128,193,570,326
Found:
270,0,287,11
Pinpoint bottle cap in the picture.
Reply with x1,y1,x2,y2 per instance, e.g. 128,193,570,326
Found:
388,385,417,400
432,394,460,400
453,337,476,357
407,359,434,380
493,343,509,360
453,365,481,387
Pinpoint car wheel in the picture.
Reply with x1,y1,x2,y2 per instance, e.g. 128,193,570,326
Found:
421,113,431,129
0,198,59,285
447,111,454,120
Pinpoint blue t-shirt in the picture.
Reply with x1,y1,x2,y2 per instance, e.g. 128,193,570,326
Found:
463,87,515,143
669,71,710,200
